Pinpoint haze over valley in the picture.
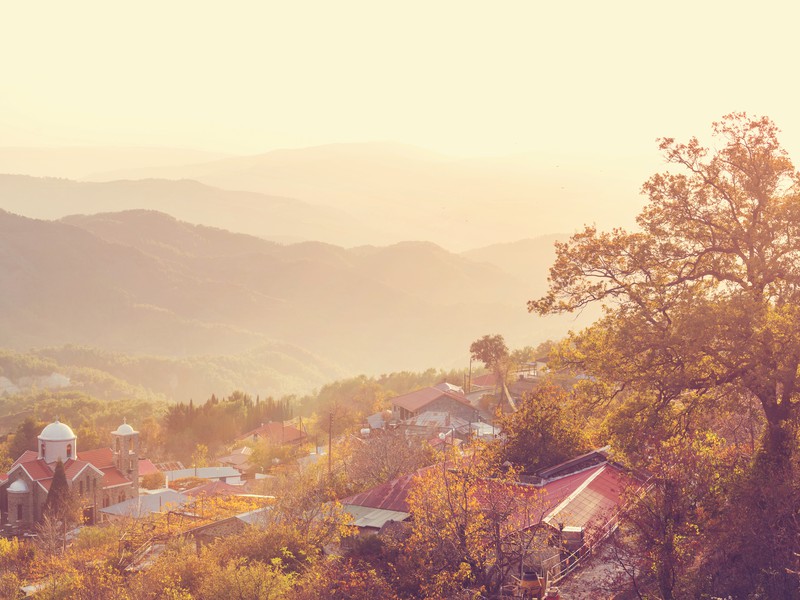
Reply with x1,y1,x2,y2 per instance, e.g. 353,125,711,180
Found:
0,199,593,400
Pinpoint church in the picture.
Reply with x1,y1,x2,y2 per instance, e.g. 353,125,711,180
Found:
1,419,140,527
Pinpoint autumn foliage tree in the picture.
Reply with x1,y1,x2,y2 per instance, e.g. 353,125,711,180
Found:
530,113,800,596
494,382,591,473
470,334,510,387
406,448,545,598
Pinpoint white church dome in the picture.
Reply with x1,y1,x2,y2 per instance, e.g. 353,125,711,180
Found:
39,420,76,441
7,479,29,493
114,420,135,435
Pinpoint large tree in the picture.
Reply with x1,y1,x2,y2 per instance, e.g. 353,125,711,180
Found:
470,334,510,389
530,113,800,596
494,382,590,474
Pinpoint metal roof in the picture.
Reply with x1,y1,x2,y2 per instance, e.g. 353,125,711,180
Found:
343,505,410,529
391,387,472,413
100,489,190,517
163,466,241,481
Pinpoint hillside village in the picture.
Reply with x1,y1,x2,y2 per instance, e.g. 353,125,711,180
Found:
0,347,644,599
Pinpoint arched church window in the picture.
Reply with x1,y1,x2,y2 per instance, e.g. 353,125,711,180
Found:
40,442,45,456
66,443,72,458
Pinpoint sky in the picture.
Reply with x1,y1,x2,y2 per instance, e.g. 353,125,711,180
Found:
2,1,800,161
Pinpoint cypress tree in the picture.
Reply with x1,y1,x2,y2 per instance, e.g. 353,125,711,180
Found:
44,459,71,520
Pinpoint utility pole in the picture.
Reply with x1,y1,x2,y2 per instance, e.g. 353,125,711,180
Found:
328,411,333,485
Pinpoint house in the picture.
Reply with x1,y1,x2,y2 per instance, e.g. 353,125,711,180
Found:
340,469,420,532
390,386,476,422
236,421,307,446
163,466,243,485
183,481,243,498
216,446,254,474
1,419,140,528
341,449,635,572
399,411,471,441
99,489,189,519
137,458,161,485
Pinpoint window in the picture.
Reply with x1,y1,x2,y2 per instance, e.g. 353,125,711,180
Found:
40,442,46,456
66,443,72,459
17,504,22,521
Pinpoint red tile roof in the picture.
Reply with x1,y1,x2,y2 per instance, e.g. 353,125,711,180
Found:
6,446,131,492
11,450,38,466
138,459,159,477
391,387,472,413
184,481,242,498
78,448,114,469
342,466,434,512
15,459,53,481
343,460,633,537
64,459,97,479
471,373,498,388
237,422,307,444
100,467,132,488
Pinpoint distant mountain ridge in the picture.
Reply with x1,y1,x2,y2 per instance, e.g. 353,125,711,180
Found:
81,141,647,251
0,209,586,389
0,174,381,246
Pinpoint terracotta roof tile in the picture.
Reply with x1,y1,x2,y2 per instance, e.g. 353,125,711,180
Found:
17,459,53,481
100,467,131,488
64,459,95,479
138,459,159,477
11,450,38,469
77,448,114,469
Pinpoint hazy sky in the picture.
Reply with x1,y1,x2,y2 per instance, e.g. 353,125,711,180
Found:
2,1,799,160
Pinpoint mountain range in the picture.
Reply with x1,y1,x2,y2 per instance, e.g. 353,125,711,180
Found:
0,208,592,396
0,141,622,397
0,142,651,250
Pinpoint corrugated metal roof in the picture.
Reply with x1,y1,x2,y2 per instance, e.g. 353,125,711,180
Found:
100,490,189,517
343,505,410,529
341,467,432,512
541,464,627,531
342,460,630,537
164,467,241,481
391,387,472,413
402,411,470,429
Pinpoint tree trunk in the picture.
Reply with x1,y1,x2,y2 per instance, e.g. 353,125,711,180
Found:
747,404,799,599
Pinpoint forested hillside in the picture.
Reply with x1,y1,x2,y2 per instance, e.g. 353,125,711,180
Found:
0,209,577,383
